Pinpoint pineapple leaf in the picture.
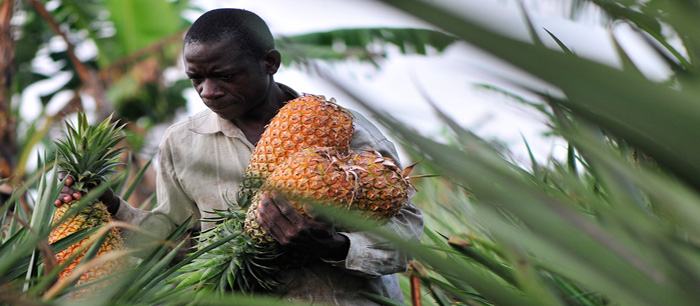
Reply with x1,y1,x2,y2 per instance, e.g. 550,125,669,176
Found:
120,157,153,201
53,112,127,191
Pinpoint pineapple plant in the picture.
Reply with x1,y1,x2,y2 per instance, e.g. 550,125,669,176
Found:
48,112,128,294
238,94,355,202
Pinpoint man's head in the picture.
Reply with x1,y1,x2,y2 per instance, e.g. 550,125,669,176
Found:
184,8,274,58
183,9,284,122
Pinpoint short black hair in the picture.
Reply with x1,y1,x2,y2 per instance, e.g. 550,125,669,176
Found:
184,8,274,58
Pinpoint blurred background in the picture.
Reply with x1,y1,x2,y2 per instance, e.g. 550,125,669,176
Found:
6,0,636,178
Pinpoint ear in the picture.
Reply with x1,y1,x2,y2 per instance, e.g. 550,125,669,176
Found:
263,49,282,75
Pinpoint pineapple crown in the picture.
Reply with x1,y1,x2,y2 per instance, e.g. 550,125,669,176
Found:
54,112,127,193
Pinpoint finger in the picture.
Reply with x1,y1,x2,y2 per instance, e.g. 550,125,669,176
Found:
257,198,291,244
65,176,73,186
54,199,62,207
302,203,317,219
61,194,73,203
257,195,283,229
61,185,75,194
269,193,306,224
72,192,82,200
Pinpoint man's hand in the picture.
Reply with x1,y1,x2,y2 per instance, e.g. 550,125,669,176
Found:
257,193,350,261
55,173,83,206
54,173,121,215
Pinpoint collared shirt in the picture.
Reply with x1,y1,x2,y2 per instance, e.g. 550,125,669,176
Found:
116,85,423,305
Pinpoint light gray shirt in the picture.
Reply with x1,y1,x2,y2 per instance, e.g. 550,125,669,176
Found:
116,90,423,305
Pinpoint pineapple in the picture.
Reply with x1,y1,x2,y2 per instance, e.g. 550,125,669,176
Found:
346,149,413,219
244,147,413,244
239,94,354,202
48,112,127,294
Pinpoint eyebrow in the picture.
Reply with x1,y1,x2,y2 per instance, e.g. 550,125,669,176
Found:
186,65,244,76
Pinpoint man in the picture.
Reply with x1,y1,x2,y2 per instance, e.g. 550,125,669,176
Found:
57,8,422,305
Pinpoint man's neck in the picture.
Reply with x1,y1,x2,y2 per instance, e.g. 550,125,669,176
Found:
232,82,293,145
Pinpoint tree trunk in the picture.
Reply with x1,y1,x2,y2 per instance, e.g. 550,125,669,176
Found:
0,0,16,186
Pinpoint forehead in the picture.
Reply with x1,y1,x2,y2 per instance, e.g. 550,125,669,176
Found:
183,40,255,70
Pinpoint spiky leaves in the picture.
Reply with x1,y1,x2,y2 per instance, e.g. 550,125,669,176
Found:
174,205,282,294
54,112,127,193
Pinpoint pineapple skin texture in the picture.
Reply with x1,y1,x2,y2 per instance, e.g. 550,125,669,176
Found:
240,94,355,200
49,200,126,291
349,151,410,219
244,148,411,244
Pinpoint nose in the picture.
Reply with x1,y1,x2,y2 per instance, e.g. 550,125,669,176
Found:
199,79,224,100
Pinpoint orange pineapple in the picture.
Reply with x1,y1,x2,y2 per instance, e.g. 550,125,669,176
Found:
244,147,413,244
49,113,127,293
239,94,354,202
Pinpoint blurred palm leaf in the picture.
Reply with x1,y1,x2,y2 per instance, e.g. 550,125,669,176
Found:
377,0,700,188
277,27,458,68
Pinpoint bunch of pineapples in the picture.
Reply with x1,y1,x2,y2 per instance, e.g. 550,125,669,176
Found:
244,146,413,244
238,94,355,201
49,113,127,295
176,94,414,293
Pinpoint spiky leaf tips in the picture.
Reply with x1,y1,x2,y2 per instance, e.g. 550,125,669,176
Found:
49,112,128,297
173,203,282,294
239,94,355,203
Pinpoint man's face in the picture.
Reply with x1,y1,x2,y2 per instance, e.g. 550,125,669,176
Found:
183,39,272,121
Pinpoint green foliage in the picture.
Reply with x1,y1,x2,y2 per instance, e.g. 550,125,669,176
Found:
14,1,700,305
53,113,126,192
277,27,458,68
101,0,186,63
306,0,700,305
172,205,282,295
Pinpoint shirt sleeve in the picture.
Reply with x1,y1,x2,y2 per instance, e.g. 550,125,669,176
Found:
113,199,149,225
150,127,201,235
117,127,201,250
325,110,424,277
